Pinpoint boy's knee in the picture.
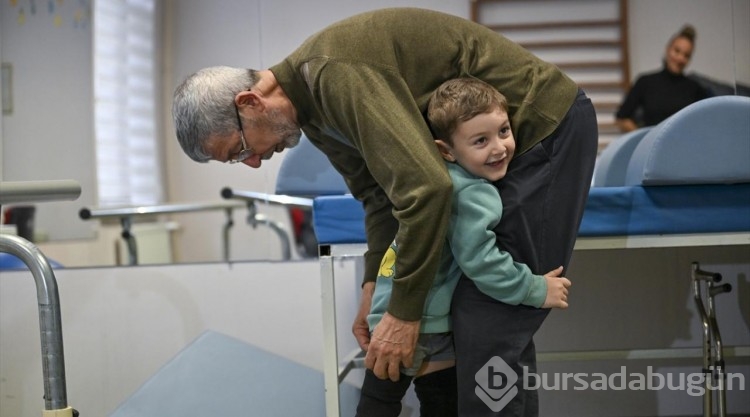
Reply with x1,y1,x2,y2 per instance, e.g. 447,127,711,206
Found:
360,369,412,402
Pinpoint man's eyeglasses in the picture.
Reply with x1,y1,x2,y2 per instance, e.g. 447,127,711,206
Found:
228,102,253,164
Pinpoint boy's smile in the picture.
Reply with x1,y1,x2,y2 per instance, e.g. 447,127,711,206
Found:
436,109,515,182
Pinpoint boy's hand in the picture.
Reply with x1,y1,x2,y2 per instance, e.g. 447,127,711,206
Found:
542,266,572,309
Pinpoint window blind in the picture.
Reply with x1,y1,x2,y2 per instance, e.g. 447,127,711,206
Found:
94,0,163,207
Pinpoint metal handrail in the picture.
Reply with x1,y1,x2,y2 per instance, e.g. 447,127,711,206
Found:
0,180,81,205
221,187,314,208
0,180,79,416
221,188,316,260
80,201,244,265
78,200,245,219
79,199,295,264
0,235,69,412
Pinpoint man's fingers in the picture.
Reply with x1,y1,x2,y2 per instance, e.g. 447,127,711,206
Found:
364,338,411,382
357,336,370,351
364,348,375,370
401,350,413,369
353,282,375,350
353,326,370,351
363,313,420,381
388,360,401,382
371,352,390,380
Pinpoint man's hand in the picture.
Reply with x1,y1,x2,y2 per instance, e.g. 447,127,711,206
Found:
541,266,572,309
353,282,376,351
364,312,420,382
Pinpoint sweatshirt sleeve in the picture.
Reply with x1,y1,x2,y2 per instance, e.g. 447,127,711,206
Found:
449,181,547,308
311,60,453,321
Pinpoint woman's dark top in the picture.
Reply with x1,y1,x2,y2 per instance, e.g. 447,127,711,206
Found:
616,67,709,127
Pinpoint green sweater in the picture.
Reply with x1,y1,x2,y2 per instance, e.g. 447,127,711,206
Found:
368,163,548,334
270,7,577,321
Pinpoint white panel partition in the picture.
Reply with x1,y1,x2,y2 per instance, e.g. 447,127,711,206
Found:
0,260,361,417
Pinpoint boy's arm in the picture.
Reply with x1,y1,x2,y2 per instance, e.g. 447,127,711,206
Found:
449,182,547,308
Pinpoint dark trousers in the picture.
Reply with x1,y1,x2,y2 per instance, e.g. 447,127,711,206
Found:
451,90,598,416
356,367,458,417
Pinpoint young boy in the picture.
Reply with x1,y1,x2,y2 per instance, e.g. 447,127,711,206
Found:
356,78,572,417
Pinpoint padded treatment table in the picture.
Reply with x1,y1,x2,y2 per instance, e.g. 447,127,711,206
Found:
314,184,750,245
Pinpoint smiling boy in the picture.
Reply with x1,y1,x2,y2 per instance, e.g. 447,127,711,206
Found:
358,78,573,417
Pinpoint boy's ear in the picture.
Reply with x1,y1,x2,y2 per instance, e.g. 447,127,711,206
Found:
434,139,455,162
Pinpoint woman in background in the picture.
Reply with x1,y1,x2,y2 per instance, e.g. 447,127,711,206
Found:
615,24,709,132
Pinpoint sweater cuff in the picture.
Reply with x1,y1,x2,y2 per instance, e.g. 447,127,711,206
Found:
362,249,385,285
386,285,427,322
525,275,548,308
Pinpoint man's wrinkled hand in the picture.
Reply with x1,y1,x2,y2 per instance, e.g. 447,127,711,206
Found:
364,312,420,382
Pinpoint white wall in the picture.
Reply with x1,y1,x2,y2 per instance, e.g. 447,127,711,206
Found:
0,0,96,241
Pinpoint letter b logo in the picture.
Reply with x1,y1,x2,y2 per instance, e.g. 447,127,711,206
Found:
475,356,519,412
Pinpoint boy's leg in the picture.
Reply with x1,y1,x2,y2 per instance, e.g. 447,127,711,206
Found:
451,90,598,416
413,366,458,417
356,370,413,417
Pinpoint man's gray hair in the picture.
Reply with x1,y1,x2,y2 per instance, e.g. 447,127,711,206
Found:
172,66,259,162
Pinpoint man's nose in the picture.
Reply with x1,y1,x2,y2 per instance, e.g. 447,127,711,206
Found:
242,155,262,169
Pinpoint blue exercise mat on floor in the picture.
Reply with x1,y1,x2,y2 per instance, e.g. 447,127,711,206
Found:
109,330,360,417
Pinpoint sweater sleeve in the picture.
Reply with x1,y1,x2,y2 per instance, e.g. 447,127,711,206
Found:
311,60,453,321
301,127,400,288
449,181,547,308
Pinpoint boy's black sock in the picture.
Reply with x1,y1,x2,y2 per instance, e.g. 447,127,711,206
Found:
355,369,413,417
413,366,458,417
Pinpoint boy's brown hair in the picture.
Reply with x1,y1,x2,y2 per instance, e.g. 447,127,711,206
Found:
427,78,509,145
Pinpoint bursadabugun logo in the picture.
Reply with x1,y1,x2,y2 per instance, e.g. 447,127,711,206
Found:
475,356,519,412
475,355,746,412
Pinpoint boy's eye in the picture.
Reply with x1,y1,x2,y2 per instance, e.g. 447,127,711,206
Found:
474,137,487,145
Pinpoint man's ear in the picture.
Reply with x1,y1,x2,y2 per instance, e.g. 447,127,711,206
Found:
434,139,455,162
235,90,264,110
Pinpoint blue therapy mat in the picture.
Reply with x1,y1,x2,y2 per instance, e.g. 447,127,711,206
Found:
109,331,359,417
312,184,750,243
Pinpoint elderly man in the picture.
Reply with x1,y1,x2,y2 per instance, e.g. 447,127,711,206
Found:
172,7,597,416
